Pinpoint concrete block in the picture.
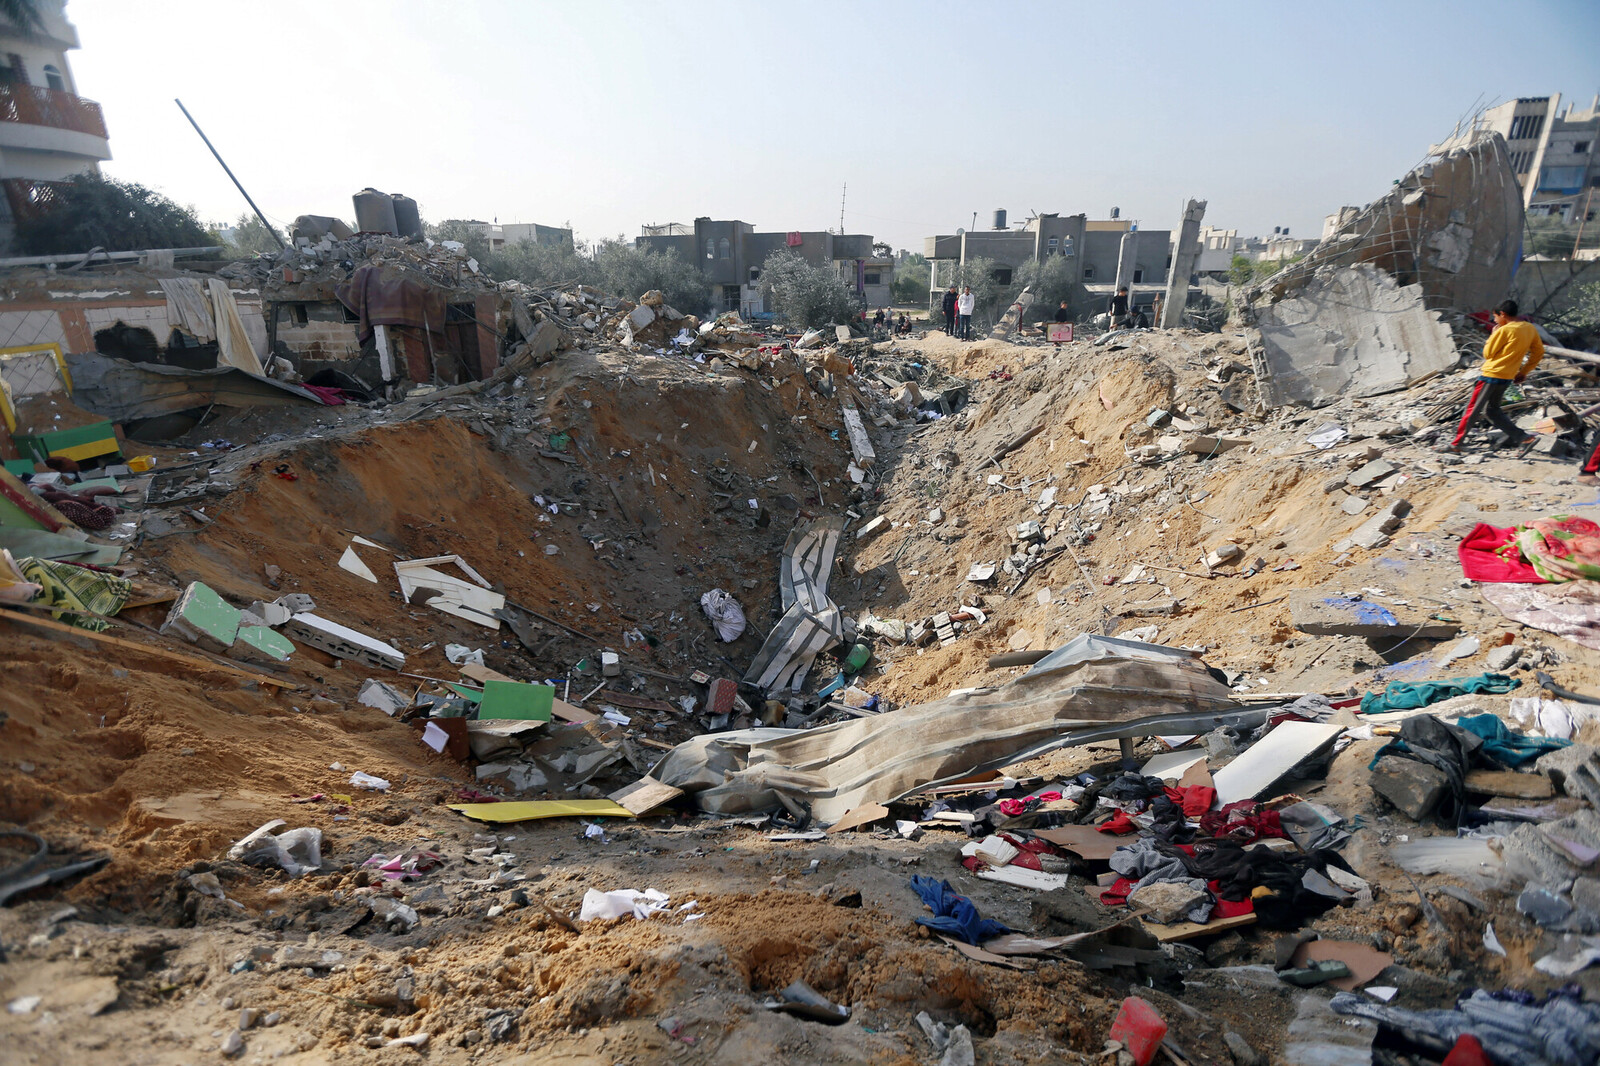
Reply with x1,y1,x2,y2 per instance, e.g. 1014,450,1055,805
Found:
1486,644,1521,672
627,304,655,330
1117,598,1180,617
1128,881,1206,923
282,613,405,671
1351,420,1405,439
1532,434,1569,457
230,624,295,664
1347,458,1397,487
1186,435,1251,456
1205,543,1243,568
160,582,241,652
1322,476,1348,494
1370,755,1446,820
247,600,293,627
1340,495,1370,516
856,516,888,539
276,593,316,614
1536,744,1600,808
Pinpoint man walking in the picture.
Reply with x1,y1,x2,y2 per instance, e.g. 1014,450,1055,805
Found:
941,286,958,335
1438,299,1542,453
1109,285,1131,329
956,286,975,340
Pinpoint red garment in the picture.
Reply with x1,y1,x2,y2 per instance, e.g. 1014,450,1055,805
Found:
1209,882,1254,918
996,790,1063,817
1441,1034,1491,1066
1099,877,1136,906
1198,800,1285,843
1097,811,1140,835
1163,786,1217,819
1459,522,1543,583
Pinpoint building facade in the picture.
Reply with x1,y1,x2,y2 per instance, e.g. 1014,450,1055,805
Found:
924,213,1173,318
0,0,111,254
1433,95,1600,222
636,218,885,316
459,220,574,252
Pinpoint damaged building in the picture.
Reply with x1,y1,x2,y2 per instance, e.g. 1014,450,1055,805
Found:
1243,129,1526,408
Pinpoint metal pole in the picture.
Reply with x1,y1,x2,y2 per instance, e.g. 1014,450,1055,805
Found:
173,98,285,250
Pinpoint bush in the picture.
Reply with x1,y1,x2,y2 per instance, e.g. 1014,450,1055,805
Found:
593,240,709,314
951,256,1005,326
218,212,283,257
892,252,930,304
16,173,211,255
487,235,599,291
1010,254,1078,321
759,250,858,328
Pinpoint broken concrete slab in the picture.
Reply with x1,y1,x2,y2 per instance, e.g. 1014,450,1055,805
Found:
1370,755,1446,819
160,582,241,653
1282,993,1377,1066
1251,265,1459,408
1346,459,1397,488
1213,721,1345,805
1186,435,1251,456
282,613,405,671
1340,496,1370,516
1288,587,1456,639
1332,499,1412,553
230,624,295,664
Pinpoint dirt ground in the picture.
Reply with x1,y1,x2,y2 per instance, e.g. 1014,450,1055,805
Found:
3,324,1598,1064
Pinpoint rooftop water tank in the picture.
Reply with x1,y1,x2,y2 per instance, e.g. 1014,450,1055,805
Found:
353,188,398,236
390,194,422,240
993,209,1007,230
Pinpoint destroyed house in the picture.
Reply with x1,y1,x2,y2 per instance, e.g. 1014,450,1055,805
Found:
637,218,887,316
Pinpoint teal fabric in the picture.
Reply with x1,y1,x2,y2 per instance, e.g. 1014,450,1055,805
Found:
1454,712,1570,768
1358,673,1520,714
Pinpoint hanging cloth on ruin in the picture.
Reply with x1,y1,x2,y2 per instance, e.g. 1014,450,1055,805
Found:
335,264,448,346
207,278,264,375
158,278,216,343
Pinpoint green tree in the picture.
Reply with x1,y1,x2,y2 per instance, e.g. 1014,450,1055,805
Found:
1569,279,1600,333
487,234,599,290
15,173,211,255
760,250,858,328
1228,254,1255,286
220,212,283,256
952,256,1005,325
593,239,710,314
425,219,492,262
892,252,930,304
1526,214,1597,259
1010,254,1078,321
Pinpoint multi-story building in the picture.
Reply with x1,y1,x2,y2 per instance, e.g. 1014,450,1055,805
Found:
0,0,111,254
1433,95,1600,223
923,211,1172,317
457,220,574,252
636,218,885,316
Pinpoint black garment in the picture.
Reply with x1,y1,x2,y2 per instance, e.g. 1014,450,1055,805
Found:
1467,376,1527,441
1109,292,1129,319
1369,716,1484,826
941,291,959,334
1181,840,1360,929
1053,307,1072,323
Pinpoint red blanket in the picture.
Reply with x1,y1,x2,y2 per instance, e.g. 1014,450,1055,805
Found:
1459,522,1543,583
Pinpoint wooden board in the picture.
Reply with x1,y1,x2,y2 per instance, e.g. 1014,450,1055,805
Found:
608,778,684,816
551,698,597,724
1464,769,1554,799
826,802,889,834
600,691,678,714
1035,824,1123,861
1144,912,1257,943
0,607,296,689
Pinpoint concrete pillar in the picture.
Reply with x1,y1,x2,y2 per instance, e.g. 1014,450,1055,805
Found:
1159,199,1207,329
1113,229,1139,293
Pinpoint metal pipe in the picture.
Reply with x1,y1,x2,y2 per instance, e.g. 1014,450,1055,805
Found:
174,98,285,249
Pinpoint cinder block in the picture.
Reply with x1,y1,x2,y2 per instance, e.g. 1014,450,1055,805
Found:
160,582,241,652
282,612,404,670
1370,755,1446,820
231,623,295,663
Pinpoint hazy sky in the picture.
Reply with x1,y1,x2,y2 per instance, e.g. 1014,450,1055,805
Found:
70,0,1600,252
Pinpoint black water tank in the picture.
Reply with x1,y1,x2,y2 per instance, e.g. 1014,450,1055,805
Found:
391,194,423,240
993,209,1007,230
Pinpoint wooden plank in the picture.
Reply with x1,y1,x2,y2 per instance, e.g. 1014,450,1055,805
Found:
608,778,684,816
551,697,597,724
0,607,296,689
459,662,517,684
1144,912,1257,943
599,691,677,714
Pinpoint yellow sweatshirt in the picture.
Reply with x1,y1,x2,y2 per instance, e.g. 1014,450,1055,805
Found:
1481,319,1544,380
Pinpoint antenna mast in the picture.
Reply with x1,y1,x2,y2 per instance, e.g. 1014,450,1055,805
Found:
839,183,846,233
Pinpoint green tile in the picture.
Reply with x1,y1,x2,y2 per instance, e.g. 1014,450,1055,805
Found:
479,680,553,721
234,624,294,662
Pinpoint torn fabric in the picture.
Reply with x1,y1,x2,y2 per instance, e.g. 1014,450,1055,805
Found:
656,634,1251,823
209,278,264,375
158,277,216,342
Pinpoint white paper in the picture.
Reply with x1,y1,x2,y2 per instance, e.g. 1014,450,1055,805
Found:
421,722,448,753
350,771,390,791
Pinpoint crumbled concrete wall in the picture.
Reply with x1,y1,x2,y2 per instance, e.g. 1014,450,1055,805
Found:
1254,265,1459,407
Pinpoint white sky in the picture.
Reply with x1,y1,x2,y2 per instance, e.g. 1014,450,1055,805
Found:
68,0,1600,252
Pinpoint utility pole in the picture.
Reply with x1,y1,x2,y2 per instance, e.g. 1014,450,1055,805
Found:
839,183,846,234
174,99,285,249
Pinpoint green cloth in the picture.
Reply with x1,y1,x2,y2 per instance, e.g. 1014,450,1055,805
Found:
17,555,131,631
1454,712,1570,768
1358,673,1520,714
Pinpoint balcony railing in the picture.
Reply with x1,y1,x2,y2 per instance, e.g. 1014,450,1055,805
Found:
0,83,107,139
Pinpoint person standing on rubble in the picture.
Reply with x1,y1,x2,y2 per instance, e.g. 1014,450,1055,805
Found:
1051,300,1072,347
942,286,959,335
1109,285,1131,329
1438,299,1542,453
957,286,976,340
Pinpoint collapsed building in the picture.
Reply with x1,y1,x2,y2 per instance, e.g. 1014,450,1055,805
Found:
1242,130,1526,407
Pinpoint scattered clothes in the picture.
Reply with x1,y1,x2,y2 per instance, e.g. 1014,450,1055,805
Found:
16,556,131,632
1509,697,1600,740
1454,713,1572,768
1107,838,1212,922
1358,673,1520,714
1181,841,1358,929
35,489,117,530
1459,522,1545,583
1199,800,1285,844
997,790,1063,817
1330,988,1600,1066
1480,582,1600,652
1097,810,1140,835
909,876,1012,944
363,851,443,881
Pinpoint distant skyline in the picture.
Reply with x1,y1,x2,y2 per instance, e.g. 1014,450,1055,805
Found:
69,0,1600,252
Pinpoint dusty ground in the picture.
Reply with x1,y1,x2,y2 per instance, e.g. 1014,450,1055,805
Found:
3,324,1598,1063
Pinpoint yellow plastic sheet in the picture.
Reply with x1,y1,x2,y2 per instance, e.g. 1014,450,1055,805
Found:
447,799,634,823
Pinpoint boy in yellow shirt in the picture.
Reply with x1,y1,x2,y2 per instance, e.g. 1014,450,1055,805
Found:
1439,300,1543,452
